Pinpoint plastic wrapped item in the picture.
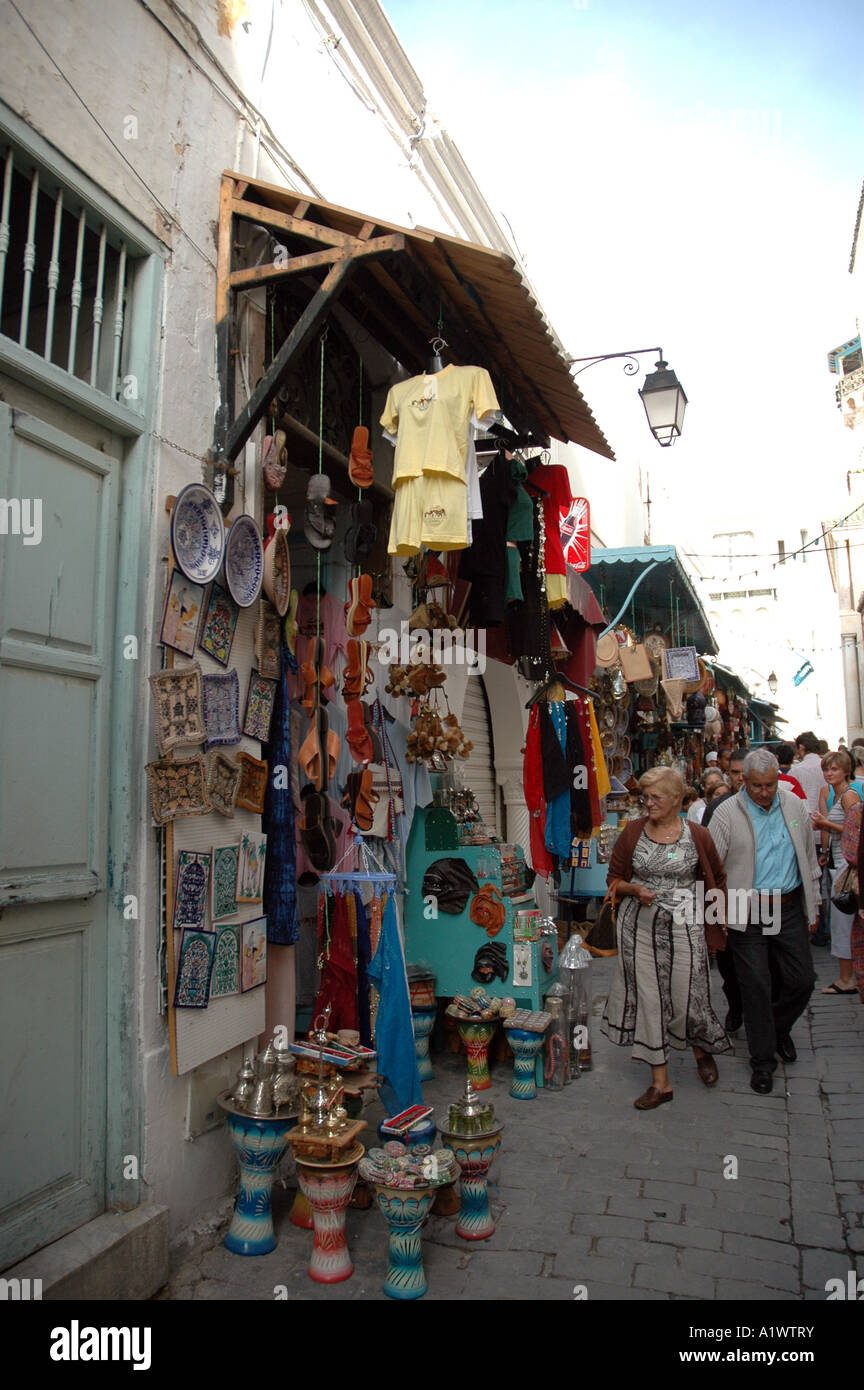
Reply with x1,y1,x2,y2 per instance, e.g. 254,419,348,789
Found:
543,986,569,1089
558,934,592,1077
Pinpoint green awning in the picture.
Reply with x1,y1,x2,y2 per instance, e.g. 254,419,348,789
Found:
587,545,717,655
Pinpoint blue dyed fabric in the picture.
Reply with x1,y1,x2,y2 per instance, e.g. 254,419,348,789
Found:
544,701,572,859
367,893,422,1114
263,635,299,944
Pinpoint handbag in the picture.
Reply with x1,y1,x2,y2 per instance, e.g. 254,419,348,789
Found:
831,862,859,914
841,799,863,866
581,879,620,956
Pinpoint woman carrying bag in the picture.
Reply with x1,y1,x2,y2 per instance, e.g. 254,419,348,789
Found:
811,748,862,994
601,766,731,1110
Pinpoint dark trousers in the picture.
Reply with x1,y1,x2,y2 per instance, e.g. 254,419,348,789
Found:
726,890,816,1072
716,946,742,1019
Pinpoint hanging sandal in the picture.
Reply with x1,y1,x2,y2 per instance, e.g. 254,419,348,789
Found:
346,699,374,763
348,425,374,488
299,786,338,870
345,574,376,636
344,499,377,566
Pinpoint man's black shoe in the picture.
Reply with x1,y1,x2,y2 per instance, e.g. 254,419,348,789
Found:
724,1011,742,1033
750,1069,774,1095
776,1035,797,1063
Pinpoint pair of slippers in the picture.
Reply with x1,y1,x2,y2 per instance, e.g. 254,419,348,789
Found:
262,430,288,490
298,706,340,791
299,785,341,871
341,769,380,832
345,499,377,567
346,700,382,765
300,636,334,712
304,474,338,550
345,574,376,636
343,639,373,702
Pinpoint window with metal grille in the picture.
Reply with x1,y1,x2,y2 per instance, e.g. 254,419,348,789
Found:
0,142,138,399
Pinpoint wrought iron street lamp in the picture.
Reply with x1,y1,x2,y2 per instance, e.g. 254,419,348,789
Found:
570,347,688,446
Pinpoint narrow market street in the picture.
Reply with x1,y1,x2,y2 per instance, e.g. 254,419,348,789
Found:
157,946,864,1303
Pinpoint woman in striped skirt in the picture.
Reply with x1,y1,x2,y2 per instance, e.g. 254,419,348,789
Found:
601,766,731,1110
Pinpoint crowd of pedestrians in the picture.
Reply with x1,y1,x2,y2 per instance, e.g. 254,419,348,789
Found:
601,733,863,1107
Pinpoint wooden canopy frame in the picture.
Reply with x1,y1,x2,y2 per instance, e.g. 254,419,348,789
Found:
211,172,615,496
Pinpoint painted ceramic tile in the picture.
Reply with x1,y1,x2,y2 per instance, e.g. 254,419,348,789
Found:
241,916,268,992
172,850,211,932
210,923,241,998
211,843,240,920
149,663,206,755
146,755,209,825
235,751,268,814
243,671,277,742
173,928,216,1009
159,571,205,657
207,751,241,818
203,669,241,748
255,601,282,680
236,831,267,904
198,582,239,667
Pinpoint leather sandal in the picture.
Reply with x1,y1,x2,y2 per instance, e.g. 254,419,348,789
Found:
346,699,373,764
696,1054,719,1087
342,638,367,701
345,574,376,636
633,1087,673,1111
348,426,373,488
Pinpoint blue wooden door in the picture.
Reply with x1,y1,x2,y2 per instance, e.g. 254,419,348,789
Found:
0,405,118,1267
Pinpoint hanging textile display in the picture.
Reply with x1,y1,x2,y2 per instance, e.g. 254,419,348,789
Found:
366,892,423,1114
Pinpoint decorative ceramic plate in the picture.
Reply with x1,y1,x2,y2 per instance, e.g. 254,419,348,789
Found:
202,670,241,748
619,734,631,756
171,484,226,585
149,664,206,755
620,756,633,780
614,703,630,733
224,514,264,608
235,751,268,813
207,751,241,818
602,706,616,730
146,754,209,824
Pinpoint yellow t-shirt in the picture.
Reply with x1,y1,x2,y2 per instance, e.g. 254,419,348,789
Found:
380,364,499,482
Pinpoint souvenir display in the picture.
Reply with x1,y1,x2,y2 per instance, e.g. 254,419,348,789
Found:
198,582,239,666
210,924,241,998
243,671,277,742
206,751,241,817
438,1085,504,1241
146,754,209,824
254,601,282,680
202,670,241,748
173,928,216,1009
241,916,268,991
172,850,211,932
170,483,226,585
211,843,240,920
235,751,268,814
503,1010,551,1100
149,664,206,755
662,645,700,683
159,571,205,656
224,514,264,608
360,1142,459,1300
218,1090,298,1256
262,527,291,616
411,1007,436,1082
236,832,267,903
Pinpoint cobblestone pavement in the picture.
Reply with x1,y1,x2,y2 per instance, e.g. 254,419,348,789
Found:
156,946,864,1302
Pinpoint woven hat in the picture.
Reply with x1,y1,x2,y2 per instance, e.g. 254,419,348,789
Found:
595,632,620,668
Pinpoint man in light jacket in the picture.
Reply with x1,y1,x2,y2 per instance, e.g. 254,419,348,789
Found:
708,748,819,1095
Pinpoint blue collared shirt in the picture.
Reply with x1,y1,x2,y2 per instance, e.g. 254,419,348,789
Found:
743,792,801,893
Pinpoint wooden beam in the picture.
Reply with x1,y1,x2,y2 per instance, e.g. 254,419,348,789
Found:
231,197,357,249
224,259,356,461
213,175,236,477
227,234,404,291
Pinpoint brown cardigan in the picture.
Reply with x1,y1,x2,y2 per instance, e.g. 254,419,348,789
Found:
607,817,728,951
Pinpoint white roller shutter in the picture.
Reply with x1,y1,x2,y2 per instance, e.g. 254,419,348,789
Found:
460,675,498,834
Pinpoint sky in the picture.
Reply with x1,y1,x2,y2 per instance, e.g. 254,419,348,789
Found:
384,0,864,559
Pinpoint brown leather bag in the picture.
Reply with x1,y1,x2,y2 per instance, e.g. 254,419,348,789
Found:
581,879,620,956
469,883,507,937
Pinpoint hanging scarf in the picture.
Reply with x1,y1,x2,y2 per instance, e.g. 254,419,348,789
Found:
366,893,422,1114
313,891,359,1033
262,633,298,944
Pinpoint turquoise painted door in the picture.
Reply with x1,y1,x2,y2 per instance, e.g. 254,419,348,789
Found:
0,405,119,1267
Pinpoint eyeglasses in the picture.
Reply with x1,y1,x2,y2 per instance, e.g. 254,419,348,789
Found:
640,793,670,805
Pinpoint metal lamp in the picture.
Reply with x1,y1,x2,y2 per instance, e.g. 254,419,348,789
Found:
768,671,778,695
638,359,688,446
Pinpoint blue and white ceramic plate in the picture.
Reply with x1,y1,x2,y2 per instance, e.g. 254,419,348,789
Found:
224,514,264,608
171,484,225,585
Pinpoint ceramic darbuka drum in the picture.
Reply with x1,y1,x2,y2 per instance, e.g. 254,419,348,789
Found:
457,1018,498,1092
219,1098,297,1256
295,1146,364,1284
369,1183,438,1300
438,1126,503,1241
224,514,264,608
170,483,226,585
412,1006,437,1082
506,1027,545,1100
